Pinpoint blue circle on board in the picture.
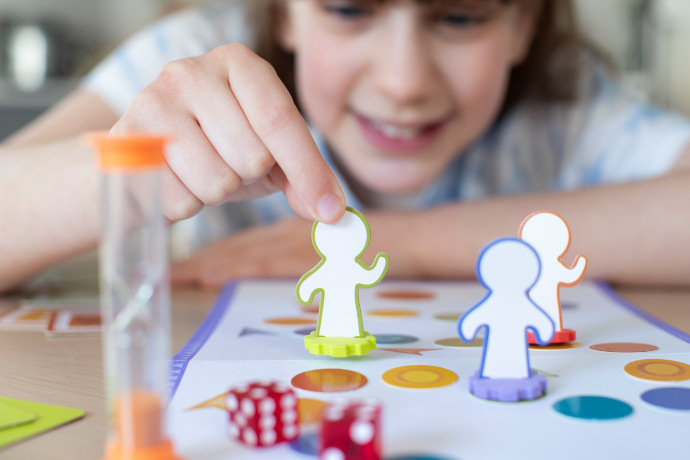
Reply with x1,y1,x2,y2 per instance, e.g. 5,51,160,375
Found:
376,334,419,345
641,387,690,411
553,396,633,421
294,327,315,336
289,432,319,456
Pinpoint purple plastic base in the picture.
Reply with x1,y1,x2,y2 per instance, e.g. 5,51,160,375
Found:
468,370,547,402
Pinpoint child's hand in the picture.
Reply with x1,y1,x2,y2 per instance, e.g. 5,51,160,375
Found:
109,44,345,224
171,217,318,289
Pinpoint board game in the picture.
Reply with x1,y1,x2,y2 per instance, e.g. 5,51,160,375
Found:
167,279,690,460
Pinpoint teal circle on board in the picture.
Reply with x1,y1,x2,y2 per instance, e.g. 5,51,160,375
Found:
553,396,633,421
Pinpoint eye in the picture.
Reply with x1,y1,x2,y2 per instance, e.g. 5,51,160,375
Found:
321,1,372,21
434,12,486,29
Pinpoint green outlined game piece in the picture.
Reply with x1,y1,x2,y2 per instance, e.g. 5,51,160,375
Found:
297,207,388,357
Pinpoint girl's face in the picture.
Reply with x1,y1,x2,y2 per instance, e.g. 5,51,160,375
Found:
279,0,537,200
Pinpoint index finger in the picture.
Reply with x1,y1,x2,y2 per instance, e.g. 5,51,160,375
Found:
226,47,346,223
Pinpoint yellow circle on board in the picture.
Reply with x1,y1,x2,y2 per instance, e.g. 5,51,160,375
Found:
264,317,316,326
382,365,458,389
624,359,690,382
367,309,419,318
433,312,463,322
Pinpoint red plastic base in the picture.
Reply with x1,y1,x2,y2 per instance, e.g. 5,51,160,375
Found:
528,328,576,345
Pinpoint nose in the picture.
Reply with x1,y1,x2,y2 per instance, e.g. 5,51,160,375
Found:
371,10,439,106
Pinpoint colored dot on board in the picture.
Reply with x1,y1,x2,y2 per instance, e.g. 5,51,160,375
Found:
377,290,435,300
376,334,419,344
289,432,320,455
553,396,633,421
640,387,690,411
291,369,368,393
293,327,315,336
367,309,419,318
300,304,320,314
433,312,463,322
624,359,690,382
590,342,658,353
529,342,581,351
297,398,328,425
382,365,457,389
264,317,316,326
435,337,483,347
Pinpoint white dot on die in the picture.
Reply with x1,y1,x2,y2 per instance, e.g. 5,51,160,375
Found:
226,394,238,411
281,409,298,424
243,427,258,446
241,398,256,417
259,414,276,429
350,420,375,445
250,388,268,400
234,413,247,427
228,422,239,438
322,447,345,460
282,423,298,439
280,393,296,409
259,397,276,414
260,429,277,445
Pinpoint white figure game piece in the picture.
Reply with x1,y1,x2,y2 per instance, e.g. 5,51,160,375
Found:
519,211,586,344
458,237,554,401
297,207,389,357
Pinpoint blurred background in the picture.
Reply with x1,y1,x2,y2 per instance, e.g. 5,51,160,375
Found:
0,0,688,141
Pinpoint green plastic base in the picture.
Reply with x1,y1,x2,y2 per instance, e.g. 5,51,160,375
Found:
304,331,377,357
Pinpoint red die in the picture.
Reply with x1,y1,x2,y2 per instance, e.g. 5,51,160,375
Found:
225,381,299,447
320,399,381,460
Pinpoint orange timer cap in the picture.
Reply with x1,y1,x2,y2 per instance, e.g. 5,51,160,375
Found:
90,134,168,171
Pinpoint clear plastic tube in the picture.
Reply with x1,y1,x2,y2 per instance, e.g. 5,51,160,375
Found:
93,135,181,460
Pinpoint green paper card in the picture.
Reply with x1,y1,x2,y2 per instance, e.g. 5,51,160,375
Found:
0,397,84,449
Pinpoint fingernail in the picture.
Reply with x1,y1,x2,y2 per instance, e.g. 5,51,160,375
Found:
315,193,343,222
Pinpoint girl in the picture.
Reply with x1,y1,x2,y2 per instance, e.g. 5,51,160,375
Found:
1,0,689,292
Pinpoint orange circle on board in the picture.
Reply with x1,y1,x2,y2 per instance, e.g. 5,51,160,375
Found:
367,309,418,318
291,369,368,393
264,317,316,326
624,359,690,382
435,337,483,347
297,398,328,425
529,342,581,350
382,365,457,389
377,290,435,300
590,342,658,353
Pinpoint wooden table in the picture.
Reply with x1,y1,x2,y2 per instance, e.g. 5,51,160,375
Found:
0,283,688,460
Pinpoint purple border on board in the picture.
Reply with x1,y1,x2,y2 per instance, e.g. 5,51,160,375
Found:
168,282,238,399
596,280,690,344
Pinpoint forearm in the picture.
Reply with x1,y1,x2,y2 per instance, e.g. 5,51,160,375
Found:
368,173,690,286
0,138,100,292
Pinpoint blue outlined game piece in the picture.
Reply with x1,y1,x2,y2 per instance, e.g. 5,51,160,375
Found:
458,237,555,401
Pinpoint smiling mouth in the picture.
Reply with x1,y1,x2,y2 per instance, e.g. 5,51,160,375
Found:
354,112,450,152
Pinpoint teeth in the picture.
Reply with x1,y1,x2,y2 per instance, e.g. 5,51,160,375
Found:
370,120,423,140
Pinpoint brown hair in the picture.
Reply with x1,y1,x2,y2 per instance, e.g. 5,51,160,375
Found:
247,0,591,114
